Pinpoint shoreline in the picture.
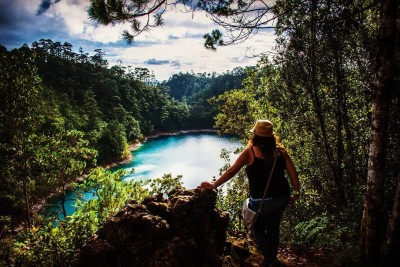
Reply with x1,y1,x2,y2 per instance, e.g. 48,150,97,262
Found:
143,129,218,140
31,128,218,217
101,129,217,168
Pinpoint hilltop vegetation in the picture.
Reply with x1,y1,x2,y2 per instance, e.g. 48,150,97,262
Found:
0,40,247,225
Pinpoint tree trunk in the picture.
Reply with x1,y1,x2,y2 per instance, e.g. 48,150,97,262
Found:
307,0,345,204
360,0,397,265
61,190,67,219
331,33,346,202
382,179,400,266
23,176,31,229
20,154,32,229
331,29,358,203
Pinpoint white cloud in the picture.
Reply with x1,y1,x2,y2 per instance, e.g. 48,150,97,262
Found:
48,0,125,43
81,2,277,80
46,1,216,44
3,0,277,81
105,27,275,81
53,1,89,35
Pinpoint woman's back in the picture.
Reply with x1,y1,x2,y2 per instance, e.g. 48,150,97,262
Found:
246,147,290,198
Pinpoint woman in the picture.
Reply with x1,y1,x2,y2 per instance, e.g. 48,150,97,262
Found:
200,120,300,267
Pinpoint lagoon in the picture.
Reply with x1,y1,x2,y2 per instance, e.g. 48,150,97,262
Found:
49,132,242,218
114,132,242,188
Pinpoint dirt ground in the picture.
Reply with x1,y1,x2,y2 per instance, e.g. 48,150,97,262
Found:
225,235,338,267
278,245,335,267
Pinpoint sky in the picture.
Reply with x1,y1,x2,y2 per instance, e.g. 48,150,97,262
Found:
0,0,277,81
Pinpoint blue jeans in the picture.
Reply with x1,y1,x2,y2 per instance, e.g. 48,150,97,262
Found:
249,196,290,266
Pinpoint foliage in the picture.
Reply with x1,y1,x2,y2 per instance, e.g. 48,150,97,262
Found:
88,1,276,49
148,173,185,197
0,216,12,265
83,6,398,259
0,45,95,227
28,39,247,146
88,0,165,44
75,168,149,224
5,167,194,265
97,120,128,163
160,99,191,131
0,45,47,224
162,68,247,129
163,69,246,102
207,0,395,252
215,148,249,232
294,216,330,244
9,168,149,266
209,68,265,140
291,215,351,249
0,38,248,234
3,0,400,263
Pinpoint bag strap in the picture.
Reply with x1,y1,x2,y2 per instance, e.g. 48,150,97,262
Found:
256,150,278,213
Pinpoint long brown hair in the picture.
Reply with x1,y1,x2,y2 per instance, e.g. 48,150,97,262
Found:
248,134,283,164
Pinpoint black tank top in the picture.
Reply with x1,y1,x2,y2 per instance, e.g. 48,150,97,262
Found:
246,147,290,198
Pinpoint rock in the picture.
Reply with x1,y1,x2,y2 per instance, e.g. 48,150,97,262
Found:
77,188,229,267
223,236,264,267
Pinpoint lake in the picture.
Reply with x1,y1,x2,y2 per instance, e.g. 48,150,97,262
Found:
48,132,242,218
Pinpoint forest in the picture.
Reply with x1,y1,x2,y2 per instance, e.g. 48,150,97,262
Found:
0,39,248,265
1,0,400,266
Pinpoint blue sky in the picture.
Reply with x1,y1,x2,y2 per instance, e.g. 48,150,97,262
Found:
0,0,276,81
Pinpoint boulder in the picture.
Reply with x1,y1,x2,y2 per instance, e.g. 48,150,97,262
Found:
77,188,229,267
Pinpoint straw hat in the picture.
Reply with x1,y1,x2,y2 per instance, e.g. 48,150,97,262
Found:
250,120,274,137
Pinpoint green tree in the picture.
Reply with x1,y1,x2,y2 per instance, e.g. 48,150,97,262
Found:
160,99,190,131
162,69,247,129
215,148,248,231
97,120,129,163
148,173,185,196
0,46,100,229
36,130,97,218
11,168,149,266
76,168,149,223
80,90,107,146
0,46,48,227
87,1,276,47
209,68,265,139
361,0,398,264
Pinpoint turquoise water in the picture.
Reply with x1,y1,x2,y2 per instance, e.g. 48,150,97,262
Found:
47,132,242,218
114,132,241,188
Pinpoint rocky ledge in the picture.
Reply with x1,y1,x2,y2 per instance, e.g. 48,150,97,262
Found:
77,188,230,267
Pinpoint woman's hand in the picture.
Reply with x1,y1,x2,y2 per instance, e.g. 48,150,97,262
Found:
200,181,215,190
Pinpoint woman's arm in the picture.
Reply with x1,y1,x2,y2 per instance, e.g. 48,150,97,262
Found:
284,150,300,204
200,147,251,189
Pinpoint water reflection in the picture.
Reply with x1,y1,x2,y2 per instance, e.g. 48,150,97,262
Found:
48,132,241,218
119,132,241,189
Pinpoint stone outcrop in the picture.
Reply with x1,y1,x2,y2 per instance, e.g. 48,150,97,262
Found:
77,188,229,267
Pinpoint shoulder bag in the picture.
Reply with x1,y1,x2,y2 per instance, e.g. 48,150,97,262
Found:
241,151,278,229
